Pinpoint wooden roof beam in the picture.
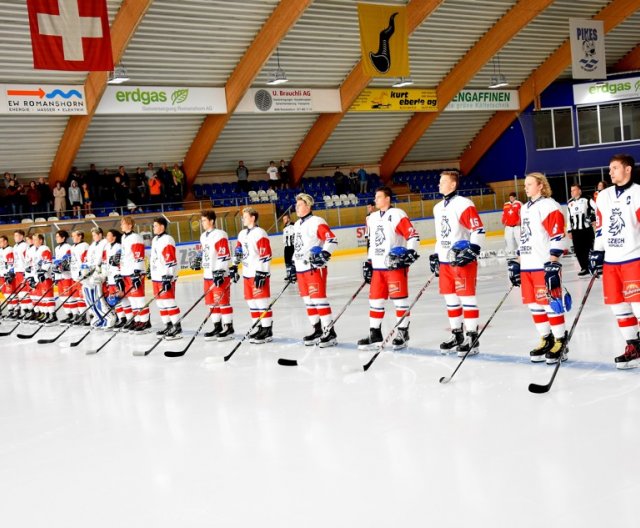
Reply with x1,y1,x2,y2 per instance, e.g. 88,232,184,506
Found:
49,0,153,185
379,0,555,181
460,0,640,176
289,0,443,187
612,43,640,72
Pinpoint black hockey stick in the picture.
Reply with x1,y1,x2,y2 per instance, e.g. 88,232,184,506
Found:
278,279,368,367
0,280,28,317
439,284,515,384
16,281,60,338
529,273,597,394
361,273,437,372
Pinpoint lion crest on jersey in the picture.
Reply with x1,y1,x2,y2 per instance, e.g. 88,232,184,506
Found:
374,225,386,247
520,218,532,244
293,233,303,253
609,208,625,237
440,216,451,239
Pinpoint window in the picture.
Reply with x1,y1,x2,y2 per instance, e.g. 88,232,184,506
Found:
534,107,574,150
577,99,640,146
577,106,599,145
622,100,640,141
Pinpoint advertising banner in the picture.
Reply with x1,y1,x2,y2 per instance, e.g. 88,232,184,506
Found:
95,86,227,114
236,88,341,113
350,88,437,112
446,89,519,111
569,18,606,80
573,76,640,105
0,84,87,114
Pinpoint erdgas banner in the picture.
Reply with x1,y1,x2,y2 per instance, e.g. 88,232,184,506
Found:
96,86,227,114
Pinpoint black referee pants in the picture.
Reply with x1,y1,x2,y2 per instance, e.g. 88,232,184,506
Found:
572,228,595,271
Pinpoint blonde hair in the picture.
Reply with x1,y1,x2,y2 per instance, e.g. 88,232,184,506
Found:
242,207,259,221
440,170,460,185
121,216,135,228
295,193,314,207
525,172,552,198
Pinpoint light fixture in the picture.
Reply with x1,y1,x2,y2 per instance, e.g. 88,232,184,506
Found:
266,48,288,86
107,64,130,85
392,77,414,88
488,54,509,89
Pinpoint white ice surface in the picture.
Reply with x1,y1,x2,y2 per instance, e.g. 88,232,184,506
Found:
1,237,639,528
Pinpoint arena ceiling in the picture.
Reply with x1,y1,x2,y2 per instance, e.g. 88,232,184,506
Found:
0,0,638,187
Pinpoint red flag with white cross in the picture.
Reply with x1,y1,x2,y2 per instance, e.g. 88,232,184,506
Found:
27,0,114,71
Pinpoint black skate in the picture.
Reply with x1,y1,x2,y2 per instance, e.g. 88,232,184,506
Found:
250,325,273,344
113,317,127,330
318,327,337,348
457,331,480,358
44,313,57,326
156,322,173,337
216,323,235,342
164,322,183,341
60,314,75,326
615,338,640,370
358,327,383,350
122,318,137,332
204,322,223,341
545,331,569,364
303,322,322,346
440,328,464,354
530,333,554,363
133,320,152,334
392,325,409,351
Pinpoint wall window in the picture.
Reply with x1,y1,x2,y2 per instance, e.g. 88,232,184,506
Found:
534,107,574,150
577,99,640,146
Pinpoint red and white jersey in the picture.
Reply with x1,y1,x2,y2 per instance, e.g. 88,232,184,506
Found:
292,214,338,272
11,241,28,273
33,244,53,278
236,226,272,278
434,194,485,263
54,243,72,281
120,231,146,276
150,233,178,281
502,200,522,227
104,242,122,285
367,207,419,269
200,228,231,280
70,242,89,280
519,197,565,271
87,239,108,269
593,183,640,264
0,246,14,277
25,244,38,277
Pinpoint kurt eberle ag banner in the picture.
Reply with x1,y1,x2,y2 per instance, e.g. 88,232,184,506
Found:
0,84,87,114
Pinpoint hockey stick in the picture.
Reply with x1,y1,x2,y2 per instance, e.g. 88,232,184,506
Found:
0,280,28,317
277,279,368,367
439,284,515,384
529,273,597,394
361,273,436,372
163,282,236,358
16,280,61,338
86,290,163,355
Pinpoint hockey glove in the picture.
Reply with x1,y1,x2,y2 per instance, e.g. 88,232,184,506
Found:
132,269,143,290
403,249,419,266
588,250,604,277
37,270,46,283
362,260,373,284
108,252,121,267
507,259,521,287
285,263,297,284
161,275,173,293
309,247,331,269
212,270,225,287
6,270,15,285
229,265,240,284
114,274,125,293
544,261,562,292
254,270,269,289
28,276,36,289
450,240,481,267
189,253,202,271
429,254,440,277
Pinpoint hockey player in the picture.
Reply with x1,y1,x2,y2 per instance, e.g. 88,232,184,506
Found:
501,192,522,256
282,213,295,270
52,230,74,324
0,235,13,315
589,154,640,369
150,217,182,340
193,210,237,341
119,217,149,332
431,170,485,357
287,193,338,347
8,230,30,319
104,230,128,328
567,184,595,277
507,172,567,364
30,233,56,324
358,186,419,350
24,234,39,321
84,227,112,328
235,207,273,344
69,230,89,325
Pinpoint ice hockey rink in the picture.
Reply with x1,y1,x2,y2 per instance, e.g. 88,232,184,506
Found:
1,236,639,528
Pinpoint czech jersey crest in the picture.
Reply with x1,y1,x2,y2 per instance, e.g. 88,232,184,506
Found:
440,216,451,239
374,224,386,247
520,218,532,245
609,208,625,237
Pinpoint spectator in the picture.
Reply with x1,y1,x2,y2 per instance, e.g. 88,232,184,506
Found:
85,163,100,198
333,166,347,195
53,181,66,217
135,167,148,203
99,168,112,200
145,162,156,181
172,163,185,198
148,172,162,204
348,167,358,194
37,177,53,216
278,160,290,190
113,175,129,209
236,160,249,193
6,180,23,218
591,180,609,209
81,182,93,216
26,181,40,215
358,166,368,193
267,161,280,190
3,171,15,189
67,166,82,188
68,180,82,218
116,166,129,187
157,162,172,189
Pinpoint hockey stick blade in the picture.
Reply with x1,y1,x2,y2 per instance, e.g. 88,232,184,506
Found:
17,325,43,339
0,323,20,337
439,375,452,384
528,382,551,394
164,336,195,357
133,338,162,356
277,358,298,367
68,330,90,348
38,327,70,344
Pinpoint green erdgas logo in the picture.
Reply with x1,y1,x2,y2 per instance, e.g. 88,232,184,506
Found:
171,89,189,105
115,88,168,105
588,81,632,95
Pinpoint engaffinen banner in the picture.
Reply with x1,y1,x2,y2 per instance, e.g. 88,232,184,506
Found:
446,90,519,111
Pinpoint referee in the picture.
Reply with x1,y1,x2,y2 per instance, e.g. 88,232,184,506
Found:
567,183,595,276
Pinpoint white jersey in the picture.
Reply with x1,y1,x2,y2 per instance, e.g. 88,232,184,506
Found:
87,239,108,268
519,197,565,271
367,207,419,270
0,246,14,278
150,233,178,281
567,197,595,232
104,242,122,285
54,243,72,281
11,240,28,273
283,224,295,248
434,194,485,263
200,228,231,280
70,242,89,280
120,231,146,277
25,244,37,278
292,214,337,273
236,226,272,278
33,244,53,279
593,182,640,264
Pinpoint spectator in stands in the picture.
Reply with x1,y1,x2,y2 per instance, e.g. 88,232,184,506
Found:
134,167,148,203
86,164,100,199
68,180,82,218
67,166,82,188
267,161,280,190
148,172,162,204
37,177,53,216
145,162,156,181
26,181,40,216
116,166,129,187
6,180,23,218
591,180,609,208
236,161,249,193
3,172,15,189
333,166,347,195
278,160,290,189
348,167,358,194
81,182,93,216
171,163,185,197
157,162,172,190
113,175,128,209
358,166,368,194
53,181,66,218
99,168,112,200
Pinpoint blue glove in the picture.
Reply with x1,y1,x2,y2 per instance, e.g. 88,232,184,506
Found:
285,263,297,283
450,240,480,267
212,270,225,287
309,246,331,268
254,270,269,288
507,259,521,287
362,260,373,284
229,265,240,284
588,250,604,277
53,259,63,273
544,261,562,292
161,275,173,293
106,295,120,308
429,254,440,277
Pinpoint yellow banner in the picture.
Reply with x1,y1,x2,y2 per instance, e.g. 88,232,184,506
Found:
358,3,409,77
350,88,438,112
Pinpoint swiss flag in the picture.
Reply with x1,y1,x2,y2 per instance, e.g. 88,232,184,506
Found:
27,0,113,71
